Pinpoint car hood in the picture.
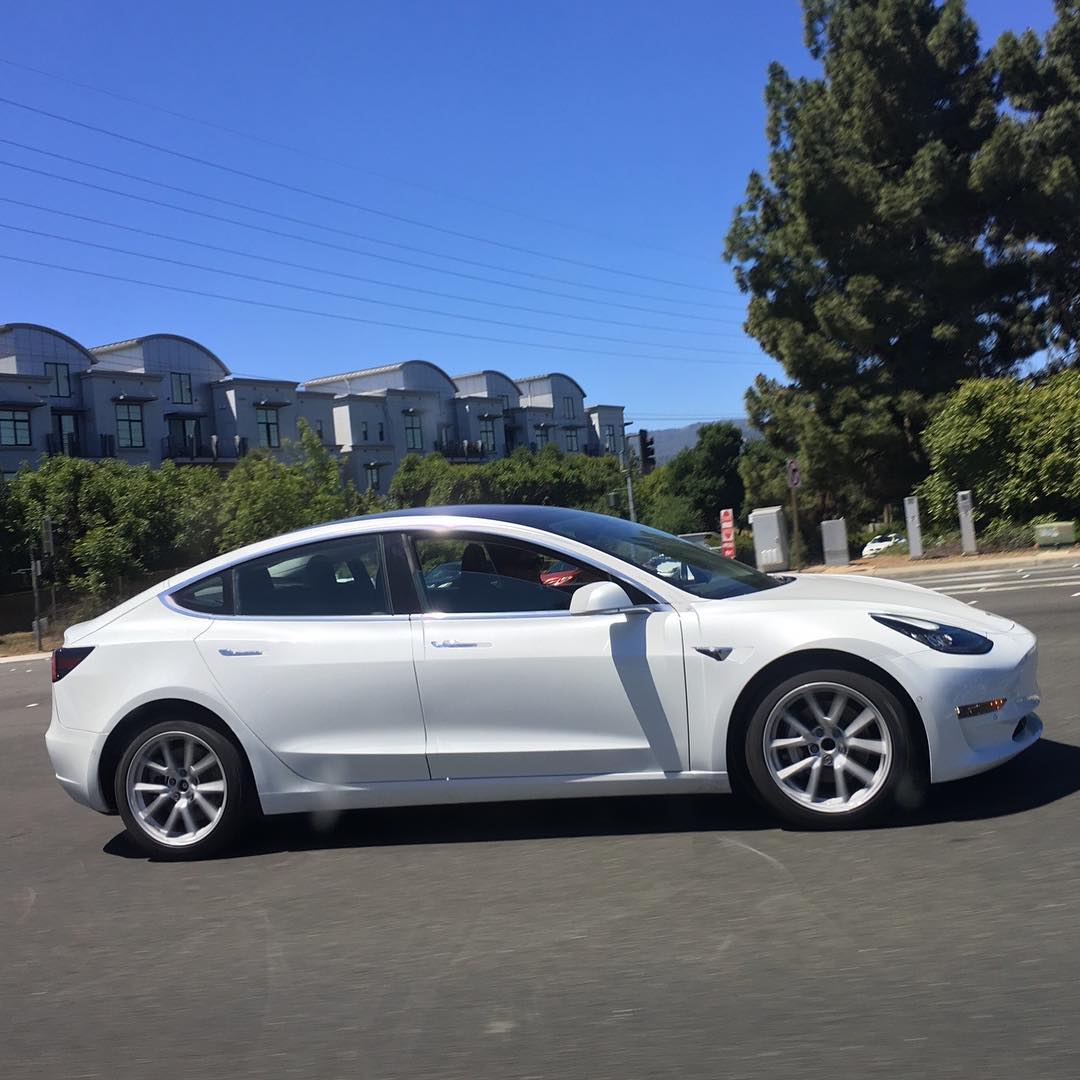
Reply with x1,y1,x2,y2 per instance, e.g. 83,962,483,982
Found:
703,571,1014,632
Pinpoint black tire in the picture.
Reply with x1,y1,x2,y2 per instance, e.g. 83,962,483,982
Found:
115,718,251,860
742,667,924,829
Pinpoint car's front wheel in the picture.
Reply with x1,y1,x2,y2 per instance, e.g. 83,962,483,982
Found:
115,719,249,859
743,668,923,828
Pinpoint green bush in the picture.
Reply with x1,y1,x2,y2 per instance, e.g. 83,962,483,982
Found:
917,371,1080,527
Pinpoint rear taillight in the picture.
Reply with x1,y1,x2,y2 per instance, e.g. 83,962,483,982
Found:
51,646,94,683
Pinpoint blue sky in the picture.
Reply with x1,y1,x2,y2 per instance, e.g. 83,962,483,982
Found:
0,0,1055,427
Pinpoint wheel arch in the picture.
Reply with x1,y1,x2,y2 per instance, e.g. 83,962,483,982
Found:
98,697,257,813
724,648,930,792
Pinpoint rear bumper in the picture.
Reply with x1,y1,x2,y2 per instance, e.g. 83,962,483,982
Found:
44,705,110,813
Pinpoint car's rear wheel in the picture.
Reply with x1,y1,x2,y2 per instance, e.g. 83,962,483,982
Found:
743,668,921,828
115,720,248,859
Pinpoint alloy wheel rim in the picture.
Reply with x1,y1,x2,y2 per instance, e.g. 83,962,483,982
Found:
125,731,227,847
762,682,893,814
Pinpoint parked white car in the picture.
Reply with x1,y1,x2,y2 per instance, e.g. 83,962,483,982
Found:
862,532,906,557
46,506,1041,858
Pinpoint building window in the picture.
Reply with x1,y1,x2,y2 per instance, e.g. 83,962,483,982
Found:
0,408,31,446
45,362,70,398
404,413,423,451
499,394,510,411
563,396,575,419
171,372,193,404
366,466,380,491
361,420,369,441
115,403,145,449
315,419,324,441
378,422,385,442
256,407,280,448
535,426,549,449
604,424,617,454
479,418,496,452
565,428,579,452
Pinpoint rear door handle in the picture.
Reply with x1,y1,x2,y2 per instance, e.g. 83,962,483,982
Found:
431,640,491,649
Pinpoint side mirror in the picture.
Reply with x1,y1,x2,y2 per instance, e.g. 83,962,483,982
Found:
569,580,636,616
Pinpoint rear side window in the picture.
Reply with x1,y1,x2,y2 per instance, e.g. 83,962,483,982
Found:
235,534,390,617
172,572,233,614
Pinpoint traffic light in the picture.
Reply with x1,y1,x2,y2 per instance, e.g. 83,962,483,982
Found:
639,428,656,474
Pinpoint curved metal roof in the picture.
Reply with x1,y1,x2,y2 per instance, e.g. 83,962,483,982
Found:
0,322,98,364
303,359,457,391
516,372,588,397
89,333,230,375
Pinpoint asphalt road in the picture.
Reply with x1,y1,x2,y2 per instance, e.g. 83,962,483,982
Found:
2,572,1079,1080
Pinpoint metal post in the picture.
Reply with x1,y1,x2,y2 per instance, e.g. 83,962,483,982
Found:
790,487,801,570
903,495,924,559
957,490,977,555
30,549,43,652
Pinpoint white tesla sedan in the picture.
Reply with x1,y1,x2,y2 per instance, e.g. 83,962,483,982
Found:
46,505,1042,858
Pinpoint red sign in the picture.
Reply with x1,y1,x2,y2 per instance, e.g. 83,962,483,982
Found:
719,508,736,559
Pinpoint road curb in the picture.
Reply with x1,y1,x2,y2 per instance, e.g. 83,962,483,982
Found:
0,651,51,664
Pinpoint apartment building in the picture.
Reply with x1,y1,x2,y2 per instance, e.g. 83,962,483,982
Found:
0,323,625,491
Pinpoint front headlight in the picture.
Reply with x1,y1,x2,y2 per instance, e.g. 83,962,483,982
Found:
871,613,993,655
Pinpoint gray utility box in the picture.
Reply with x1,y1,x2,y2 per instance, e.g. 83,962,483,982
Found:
1034,521,1076,547
749,505,789,572
821,518,849,567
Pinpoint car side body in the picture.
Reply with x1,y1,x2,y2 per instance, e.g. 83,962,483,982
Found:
45,506,1041,853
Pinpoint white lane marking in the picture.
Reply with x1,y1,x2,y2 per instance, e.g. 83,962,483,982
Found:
941,578,1080,596
25,702,39,708
905,566,1078,586
967,600,979,605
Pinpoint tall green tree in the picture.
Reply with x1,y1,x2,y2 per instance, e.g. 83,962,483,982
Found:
976,1,1080,365
727,0,1043,521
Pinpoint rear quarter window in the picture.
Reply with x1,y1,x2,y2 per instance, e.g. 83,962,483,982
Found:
172,572,233,615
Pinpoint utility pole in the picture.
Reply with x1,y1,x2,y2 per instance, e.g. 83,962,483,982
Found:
621,422,637,522
42,516,56,624
29,547,43,652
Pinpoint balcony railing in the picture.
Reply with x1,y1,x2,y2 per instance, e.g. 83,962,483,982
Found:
44,433,118,458
161,435,250,461
44,432,86,457
434,439,491,461
162,435,213,460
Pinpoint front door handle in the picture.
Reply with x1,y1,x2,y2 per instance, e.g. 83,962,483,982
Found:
431,640,492,649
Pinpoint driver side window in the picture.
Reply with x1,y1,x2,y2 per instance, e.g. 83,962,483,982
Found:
410,533,632,614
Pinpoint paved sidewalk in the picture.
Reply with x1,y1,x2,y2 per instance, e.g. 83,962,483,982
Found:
810,545,1080,579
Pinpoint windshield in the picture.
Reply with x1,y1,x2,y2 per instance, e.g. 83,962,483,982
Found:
541,512,781,600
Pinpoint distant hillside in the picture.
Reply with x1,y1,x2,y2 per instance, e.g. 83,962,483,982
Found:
649,420,757,465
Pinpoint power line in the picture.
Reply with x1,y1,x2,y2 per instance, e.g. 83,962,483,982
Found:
0,220,752,355
0,154,746,321
0,141,743,313
0,55,713,265
0,93,722,293
0,253,777,368
1,196,747,338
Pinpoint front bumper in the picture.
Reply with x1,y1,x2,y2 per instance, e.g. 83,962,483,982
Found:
894,627,1043,783
44,702,110,813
